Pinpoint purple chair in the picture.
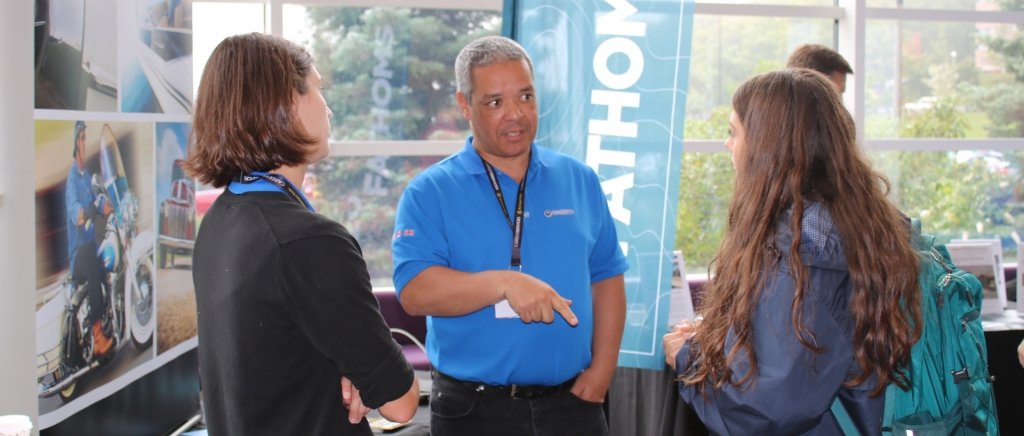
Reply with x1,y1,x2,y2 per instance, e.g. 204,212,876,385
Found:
374,289,431,371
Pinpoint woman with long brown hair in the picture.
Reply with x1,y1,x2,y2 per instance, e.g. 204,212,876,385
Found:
663,68,921,434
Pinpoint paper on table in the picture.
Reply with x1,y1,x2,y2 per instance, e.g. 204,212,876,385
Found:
948,239,1006,315
667,250,696,328
1018,242,1024,315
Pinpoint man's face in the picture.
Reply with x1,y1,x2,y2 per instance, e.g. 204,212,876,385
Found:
456,59,537,161
75,127,87,168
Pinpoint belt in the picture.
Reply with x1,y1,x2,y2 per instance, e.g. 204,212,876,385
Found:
434,371,577,400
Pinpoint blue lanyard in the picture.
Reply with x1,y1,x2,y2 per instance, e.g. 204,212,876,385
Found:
227,171,315,212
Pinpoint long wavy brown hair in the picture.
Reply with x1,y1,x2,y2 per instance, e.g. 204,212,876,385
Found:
681,69,922,397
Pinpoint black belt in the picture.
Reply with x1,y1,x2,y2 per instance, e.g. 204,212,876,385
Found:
433,371,577,400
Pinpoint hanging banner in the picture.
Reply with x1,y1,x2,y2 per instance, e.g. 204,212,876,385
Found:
505,0,694,369
33,0,197,430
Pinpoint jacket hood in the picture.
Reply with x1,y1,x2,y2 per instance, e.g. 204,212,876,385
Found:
773,201,848,272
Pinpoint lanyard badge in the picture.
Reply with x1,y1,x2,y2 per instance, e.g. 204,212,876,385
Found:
231,171,316,212
479,155,527,271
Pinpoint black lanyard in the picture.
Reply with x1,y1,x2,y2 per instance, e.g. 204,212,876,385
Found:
238,171,315,212
480,156,527,270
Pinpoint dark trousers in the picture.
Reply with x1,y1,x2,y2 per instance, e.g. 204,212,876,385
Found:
430,372,609,436
71,240,105,325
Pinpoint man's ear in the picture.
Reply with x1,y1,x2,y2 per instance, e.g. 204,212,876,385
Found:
455,92,470,119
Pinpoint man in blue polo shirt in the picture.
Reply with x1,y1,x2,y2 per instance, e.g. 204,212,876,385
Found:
392,36,628,436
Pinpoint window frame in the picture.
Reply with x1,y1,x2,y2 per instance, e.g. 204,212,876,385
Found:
196,0,1023,153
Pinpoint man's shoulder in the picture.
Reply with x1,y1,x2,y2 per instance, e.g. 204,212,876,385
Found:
408,152,471,186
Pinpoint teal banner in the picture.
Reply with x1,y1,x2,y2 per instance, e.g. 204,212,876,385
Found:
506,0,695,369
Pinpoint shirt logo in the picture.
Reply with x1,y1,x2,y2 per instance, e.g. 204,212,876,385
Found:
393,228,415,240
543,209,575,218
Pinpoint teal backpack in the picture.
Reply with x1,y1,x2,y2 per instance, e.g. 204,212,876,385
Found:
832,221,1000,435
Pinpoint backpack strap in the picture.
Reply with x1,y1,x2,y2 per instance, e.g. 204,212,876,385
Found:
830,396,859,436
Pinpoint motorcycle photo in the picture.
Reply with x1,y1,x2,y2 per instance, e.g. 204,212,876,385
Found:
36,123,156,404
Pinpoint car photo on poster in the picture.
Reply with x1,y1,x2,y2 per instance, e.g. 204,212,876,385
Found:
158,160,194,268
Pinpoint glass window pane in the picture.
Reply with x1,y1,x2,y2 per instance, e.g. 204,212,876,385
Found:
870,149,1024,260
192,2,266,99
680,15,833,270
306,156,443,288
283,5,500,141
685,15,834,140
866,0,1020,11
864,19,1024,139
677,153,735,273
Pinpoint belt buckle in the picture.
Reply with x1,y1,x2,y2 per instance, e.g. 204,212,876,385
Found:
509,384,534,400
509,383,549,400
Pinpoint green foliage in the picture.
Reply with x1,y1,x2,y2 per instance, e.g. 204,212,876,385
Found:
900,97,967,139
308,156,441,286
306,7,498,140
683,106,731,140
300,7,498,284
977,0,1024,137
874,151,1008,239
684,15,831,120
675,153,734,272
677,108,733,270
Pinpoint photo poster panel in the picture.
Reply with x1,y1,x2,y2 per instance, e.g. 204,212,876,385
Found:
33,0,195,429
948,239,1007,315
506,0,696,370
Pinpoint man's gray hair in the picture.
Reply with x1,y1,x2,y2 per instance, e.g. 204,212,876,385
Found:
455,36,534,99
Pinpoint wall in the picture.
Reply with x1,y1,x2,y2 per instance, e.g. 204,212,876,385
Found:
0,0,40,432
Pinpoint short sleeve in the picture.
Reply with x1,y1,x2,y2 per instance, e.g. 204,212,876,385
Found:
391,175,450,295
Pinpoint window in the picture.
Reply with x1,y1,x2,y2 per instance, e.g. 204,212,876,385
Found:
194,1,500,287
679,11,836,271
677,1,1023,272
193,0,1024,280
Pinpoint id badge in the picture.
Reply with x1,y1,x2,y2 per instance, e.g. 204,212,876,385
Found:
494,299,519,318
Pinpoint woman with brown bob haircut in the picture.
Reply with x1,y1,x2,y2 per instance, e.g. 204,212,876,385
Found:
663,68,921,434
184,32,418,435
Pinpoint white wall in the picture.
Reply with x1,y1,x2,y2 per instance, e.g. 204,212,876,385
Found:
0,0,39,432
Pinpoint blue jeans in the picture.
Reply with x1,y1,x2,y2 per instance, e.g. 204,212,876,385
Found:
430,372,609,436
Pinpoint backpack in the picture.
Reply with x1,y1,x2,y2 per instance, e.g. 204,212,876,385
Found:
831,220,1000,435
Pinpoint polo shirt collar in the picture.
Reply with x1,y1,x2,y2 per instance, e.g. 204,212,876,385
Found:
456,136,550,179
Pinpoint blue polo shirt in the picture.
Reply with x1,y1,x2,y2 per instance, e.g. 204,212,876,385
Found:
392,137,628,386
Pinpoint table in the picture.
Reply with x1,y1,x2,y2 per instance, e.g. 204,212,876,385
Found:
982,309,1024,436
367,371,431,435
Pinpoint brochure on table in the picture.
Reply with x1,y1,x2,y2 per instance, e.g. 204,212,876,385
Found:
948,239,1006,315
1018,242,1024,315
667,250,696,328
